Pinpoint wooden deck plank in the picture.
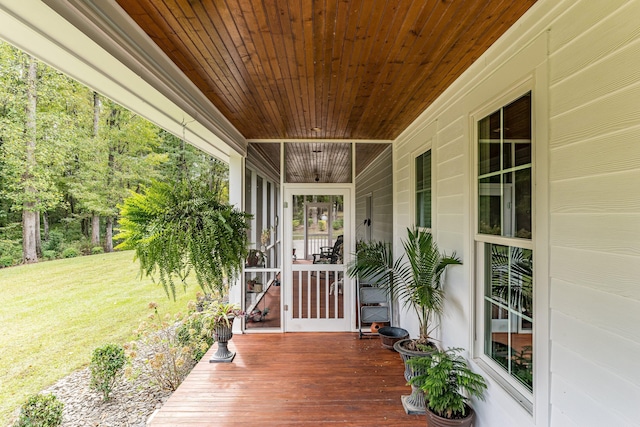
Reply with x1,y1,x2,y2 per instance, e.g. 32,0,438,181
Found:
148,333,424,426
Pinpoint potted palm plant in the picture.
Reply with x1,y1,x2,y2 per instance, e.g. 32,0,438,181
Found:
408,347,487,427
347,227,462,413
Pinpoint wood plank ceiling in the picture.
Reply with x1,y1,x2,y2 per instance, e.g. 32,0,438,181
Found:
116,0,537,142
248,142,390,183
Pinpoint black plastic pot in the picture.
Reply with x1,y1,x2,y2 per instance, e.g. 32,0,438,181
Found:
378,326,409,350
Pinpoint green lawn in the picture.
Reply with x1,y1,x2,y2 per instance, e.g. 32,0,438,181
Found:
0,251,201,424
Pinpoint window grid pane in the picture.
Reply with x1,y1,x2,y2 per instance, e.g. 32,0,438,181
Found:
478,93,531,240
484,243,533,392
415,150,431,228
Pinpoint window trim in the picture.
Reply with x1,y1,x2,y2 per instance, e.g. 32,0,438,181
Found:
472,84,536,411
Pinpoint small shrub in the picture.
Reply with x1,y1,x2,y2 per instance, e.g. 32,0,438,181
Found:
91,246,104,255
42,250,57,261
318,220,327,231
332,218,343,230
0,238,21,264
61,247,79,258
176,316,212,362
176,296,216,361
129,303,196,391
77,238,93,256
44,230,64,252
90,344,126,400
14,394,64,427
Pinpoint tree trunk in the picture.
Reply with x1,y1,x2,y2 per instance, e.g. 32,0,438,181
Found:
42,211,49,241
22,55,38,264
22,211,38,263
93,91,101,136
91,214,100,246
35,210,42,257
81,218,89,237
105,216,114,253
89,92,102,249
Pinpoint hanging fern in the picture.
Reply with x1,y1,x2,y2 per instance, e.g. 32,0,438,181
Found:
116,180,251,299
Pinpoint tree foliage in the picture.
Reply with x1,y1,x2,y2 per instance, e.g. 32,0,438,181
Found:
0,40,231,267
0,44,87,214
116,180,250,299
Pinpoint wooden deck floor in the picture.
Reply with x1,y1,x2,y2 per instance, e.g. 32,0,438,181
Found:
149,333,424,426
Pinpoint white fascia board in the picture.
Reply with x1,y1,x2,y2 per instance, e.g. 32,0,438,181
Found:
0,0,246,162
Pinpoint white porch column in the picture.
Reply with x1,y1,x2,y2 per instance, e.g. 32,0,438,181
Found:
228,153,244,333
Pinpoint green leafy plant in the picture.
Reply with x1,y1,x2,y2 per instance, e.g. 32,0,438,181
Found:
43,231,64,253
41,250,57,261
0,238,21,266
176,314,212,361
408,347,487,420
0,255,13,268
14,394,63,427
176,294,218,361
116,180,251,299
61,247,79,258
348,227,461,342
91,246,104,255
89,344,126,400
195,295,244,329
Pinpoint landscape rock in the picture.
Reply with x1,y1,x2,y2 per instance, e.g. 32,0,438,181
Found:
37,345,174,427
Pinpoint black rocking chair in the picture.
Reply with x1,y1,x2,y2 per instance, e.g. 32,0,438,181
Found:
312,235,344,264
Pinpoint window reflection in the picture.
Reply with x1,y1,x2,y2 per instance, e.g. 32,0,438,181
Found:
478,93,531,240
484,243,533,391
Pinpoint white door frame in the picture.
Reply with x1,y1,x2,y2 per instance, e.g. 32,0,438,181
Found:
283,185,353,332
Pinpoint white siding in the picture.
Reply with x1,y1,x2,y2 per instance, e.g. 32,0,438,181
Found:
355,145,393,243
547,1,640,426
392,0,640,426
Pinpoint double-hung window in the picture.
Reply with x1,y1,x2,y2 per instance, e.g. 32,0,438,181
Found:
416,150,432,228
476,92,533,396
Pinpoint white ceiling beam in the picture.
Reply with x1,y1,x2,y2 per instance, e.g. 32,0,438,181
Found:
0,0,247,161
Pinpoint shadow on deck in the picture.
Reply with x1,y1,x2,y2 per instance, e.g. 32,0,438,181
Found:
148,333,424,426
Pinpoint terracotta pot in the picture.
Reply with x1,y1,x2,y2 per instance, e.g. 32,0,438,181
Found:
425,406,475,427
370,322,384,333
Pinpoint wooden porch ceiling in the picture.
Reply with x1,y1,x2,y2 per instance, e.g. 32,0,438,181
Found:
248,142,390,182
115,0,537,142
148,333,424,426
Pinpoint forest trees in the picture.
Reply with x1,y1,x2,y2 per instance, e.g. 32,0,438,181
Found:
0,41,228,266
0,44,81,263
65,97,165,252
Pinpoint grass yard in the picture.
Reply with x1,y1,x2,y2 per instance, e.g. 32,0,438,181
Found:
0,250,201,424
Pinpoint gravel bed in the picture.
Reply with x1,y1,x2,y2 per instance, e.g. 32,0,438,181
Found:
10,343,184,427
